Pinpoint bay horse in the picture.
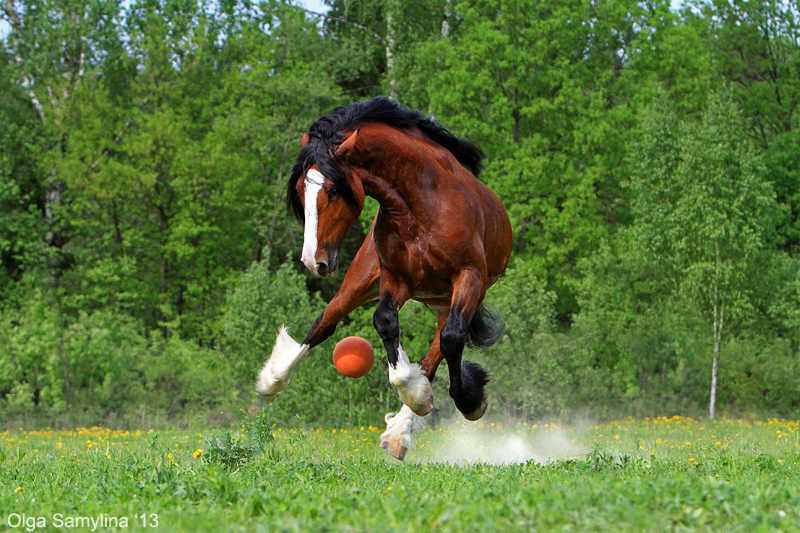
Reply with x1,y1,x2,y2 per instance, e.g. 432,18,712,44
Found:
255,97,513,460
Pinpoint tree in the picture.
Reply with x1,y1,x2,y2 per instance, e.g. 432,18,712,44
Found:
53,0,342,340
628,92,777,417
394,0,675,321
315,0,450,98
0,54,45,302
695,0,800,255
1,0,126,285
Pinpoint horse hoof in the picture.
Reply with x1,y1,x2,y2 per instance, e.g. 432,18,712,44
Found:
406,391,434,417
380,438,408,461
461,397,488,421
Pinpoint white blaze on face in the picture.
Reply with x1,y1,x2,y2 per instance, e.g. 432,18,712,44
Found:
301,169,325,274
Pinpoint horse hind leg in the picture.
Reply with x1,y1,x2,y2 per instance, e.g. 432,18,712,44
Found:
456,360,490,421
441,317,490,421
379,404,424,461
440,272,492,421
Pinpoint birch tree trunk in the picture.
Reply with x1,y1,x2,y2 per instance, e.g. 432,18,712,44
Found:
385,0,397,100
441,0,451,39
2,0,86,287
708,241,724,419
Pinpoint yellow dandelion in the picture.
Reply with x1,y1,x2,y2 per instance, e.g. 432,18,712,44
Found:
14,486,22,493
193,449,203,458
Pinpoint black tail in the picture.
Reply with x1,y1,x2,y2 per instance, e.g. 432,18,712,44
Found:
466,305,504,348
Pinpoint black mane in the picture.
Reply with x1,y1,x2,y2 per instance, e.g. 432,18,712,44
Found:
287,96,486,223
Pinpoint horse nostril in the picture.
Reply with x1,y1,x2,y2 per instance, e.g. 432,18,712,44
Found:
316,262,328,276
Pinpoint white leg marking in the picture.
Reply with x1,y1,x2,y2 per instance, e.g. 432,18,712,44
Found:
388,346,435,416
301,169,325,274
255,326,310,397
380,404,424,460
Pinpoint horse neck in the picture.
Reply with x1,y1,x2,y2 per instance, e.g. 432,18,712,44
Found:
355,126,433,215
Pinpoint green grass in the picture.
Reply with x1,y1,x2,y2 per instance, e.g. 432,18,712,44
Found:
1,414,799,532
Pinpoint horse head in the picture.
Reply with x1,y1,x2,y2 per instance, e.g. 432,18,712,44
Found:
294,129,364,277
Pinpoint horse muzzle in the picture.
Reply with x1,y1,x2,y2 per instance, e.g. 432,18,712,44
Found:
308,248,338,277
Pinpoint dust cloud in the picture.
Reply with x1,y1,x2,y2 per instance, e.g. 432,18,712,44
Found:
411,417,587,467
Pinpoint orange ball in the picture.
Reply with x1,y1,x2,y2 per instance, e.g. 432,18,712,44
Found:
332,336,375,378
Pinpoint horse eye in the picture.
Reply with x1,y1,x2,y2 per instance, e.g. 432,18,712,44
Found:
328,188,340,200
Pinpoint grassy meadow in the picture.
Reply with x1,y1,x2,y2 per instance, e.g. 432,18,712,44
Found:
1,414,799,532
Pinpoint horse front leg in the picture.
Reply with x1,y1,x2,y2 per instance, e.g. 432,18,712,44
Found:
255,325,312,398
373,288,435,418
256,235,380,398
378,309,448,460
373,280,434,460
379,405,424,461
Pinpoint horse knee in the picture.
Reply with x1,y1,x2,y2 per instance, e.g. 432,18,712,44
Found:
373,299,399,341
302,313,336,347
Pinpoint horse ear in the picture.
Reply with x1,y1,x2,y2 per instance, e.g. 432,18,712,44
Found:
301,132,310,149
333,129,359,160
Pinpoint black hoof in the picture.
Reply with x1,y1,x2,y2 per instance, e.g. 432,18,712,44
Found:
461,397,488,421
452,360,490,420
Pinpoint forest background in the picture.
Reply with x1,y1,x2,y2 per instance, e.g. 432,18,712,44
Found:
1,0,799,429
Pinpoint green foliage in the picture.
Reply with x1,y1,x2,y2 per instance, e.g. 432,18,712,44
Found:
0,290,61,408
204,410,277,470
674,92,776,317
223,258,322,379
0,58,45,301
625,91,778,415
693,0,800,255
2,0,800,424
0,286,236,423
